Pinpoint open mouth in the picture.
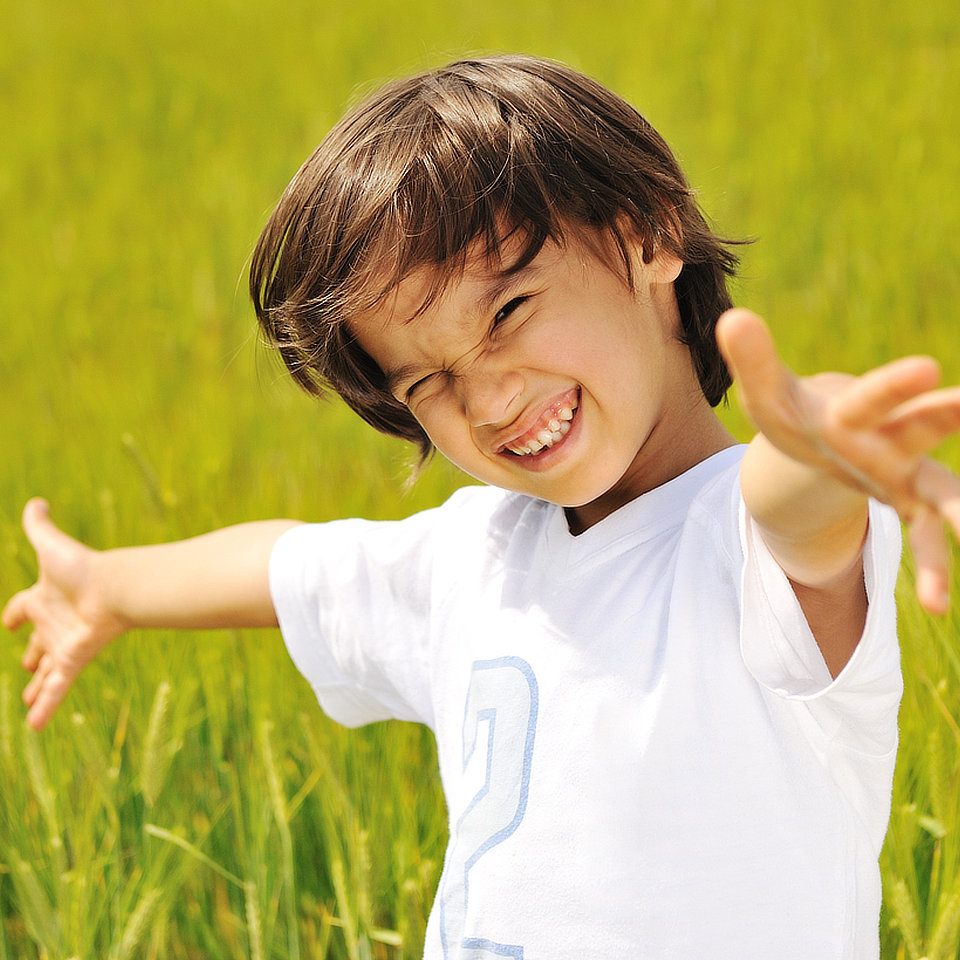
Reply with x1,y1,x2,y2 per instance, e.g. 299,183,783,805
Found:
504,396,578,457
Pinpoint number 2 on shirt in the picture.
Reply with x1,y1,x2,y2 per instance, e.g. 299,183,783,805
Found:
440,657,539,959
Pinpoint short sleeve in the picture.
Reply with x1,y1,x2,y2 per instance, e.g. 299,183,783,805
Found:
269,510,441,729
739,497,904,755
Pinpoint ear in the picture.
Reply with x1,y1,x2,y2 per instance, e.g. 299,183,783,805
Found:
647,246,683,284
613,214,683,285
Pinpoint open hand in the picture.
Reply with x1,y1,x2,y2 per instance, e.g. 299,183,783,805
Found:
716,308,960,614
2,499,126,730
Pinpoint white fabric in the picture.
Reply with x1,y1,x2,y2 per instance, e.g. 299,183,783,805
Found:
270,445,903,960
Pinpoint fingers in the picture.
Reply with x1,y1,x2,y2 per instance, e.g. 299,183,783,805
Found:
882,387,960,457
833,356,943,431
914,459,960,540
21,648,80,730
1,587,30,632
24,663,74,732
22,630,45,672
22,656,50,708
909,508,951,615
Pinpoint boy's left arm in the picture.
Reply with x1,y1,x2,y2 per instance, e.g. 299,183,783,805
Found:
716,309,960,677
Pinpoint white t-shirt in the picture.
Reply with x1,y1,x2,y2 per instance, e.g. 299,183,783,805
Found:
270,446,903,960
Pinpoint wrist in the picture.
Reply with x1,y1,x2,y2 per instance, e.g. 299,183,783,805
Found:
742,434,871,587
90,547,136,637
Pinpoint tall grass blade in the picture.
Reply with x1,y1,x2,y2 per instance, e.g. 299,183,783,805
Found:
21,726,67,881
257,719,288,826
0,673,14,770
111,887,163,960
258,719,300,960
244,881,264,960
7,851,59,957
927,726,952,831
143,823,244,888
331,857,360,960
140,680,172,808
71,711,118,825
888,876,927,960
0,883,9,960
928,883,960,960
121,435,177,514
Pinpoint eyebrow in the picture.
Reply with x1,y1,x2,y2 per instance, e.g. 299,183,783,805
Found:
475,261,542,318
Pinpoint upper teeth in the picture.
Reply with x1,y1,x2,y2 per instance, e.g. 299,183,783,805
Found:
507,406,575,456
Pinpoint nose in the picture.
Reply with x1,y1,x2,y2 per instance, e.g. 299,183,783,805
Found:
459,367,523,428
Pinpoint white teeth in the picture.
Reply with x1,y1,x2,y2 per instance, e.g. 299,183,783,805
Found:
505,401,578,456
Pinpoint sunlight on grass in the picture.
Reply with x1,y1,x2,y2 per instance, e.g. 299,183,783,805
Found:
1,0,959,956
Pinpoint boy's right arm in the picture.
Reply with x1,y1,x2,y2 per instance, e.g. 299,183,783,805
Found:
2,498,300,730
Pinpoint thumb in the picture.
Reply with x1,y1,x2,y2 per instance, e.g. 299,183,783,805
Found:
2,500,58,632
21,498,78,562
20,498,90,598
715,309,799,425
716,309,784,390
21,498,54,549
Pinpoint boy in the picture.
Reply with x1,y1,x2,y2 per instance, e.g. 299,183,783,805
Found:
5,55,960,958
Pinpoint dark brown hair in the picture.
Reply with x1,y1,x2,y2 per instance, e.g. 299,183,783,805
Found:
250,55,740,461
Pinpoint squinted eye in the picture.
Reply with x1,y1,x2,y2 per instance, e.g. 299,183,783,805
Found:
493,296,529,326
404,376,431,403
404,371,445,405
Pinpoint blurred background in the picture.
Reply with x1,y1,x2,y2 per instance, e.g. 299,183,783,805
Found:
1,0,959,957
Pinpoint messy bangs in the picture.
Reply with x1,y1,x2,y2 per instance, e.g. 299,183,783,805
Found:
250,55,739,462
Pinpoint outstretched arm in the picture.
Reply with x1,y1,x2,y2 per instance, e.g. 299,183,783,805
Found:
2,499,300,730
716,309,960,674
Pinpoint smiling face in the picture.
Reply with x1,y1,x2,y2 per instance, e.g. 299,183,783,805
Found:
352,228,734,531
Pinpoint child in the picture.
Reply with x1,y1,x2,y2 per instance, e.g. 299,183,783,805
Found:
5,55,960,958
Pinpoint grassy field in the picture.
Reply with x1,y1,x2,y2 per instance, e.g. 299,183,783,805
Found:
1,0,959,956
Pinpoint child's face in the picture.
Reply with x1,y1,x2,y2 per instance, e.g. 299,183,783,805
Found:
353,228,727,529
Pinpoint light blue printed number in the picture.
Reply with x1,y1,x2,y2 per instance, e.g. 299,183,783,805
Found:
440,657,539,960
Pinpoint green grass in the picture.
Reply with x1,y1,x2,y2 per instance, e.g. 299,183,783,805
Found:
1,0,959,956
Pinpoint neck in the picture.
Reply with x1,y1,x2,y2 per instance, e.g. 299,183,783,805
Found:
565,408,737,535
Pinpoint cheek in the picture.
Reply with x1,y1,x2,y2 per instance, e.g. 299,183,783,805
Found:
520,320,593,375
413,401,470,459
